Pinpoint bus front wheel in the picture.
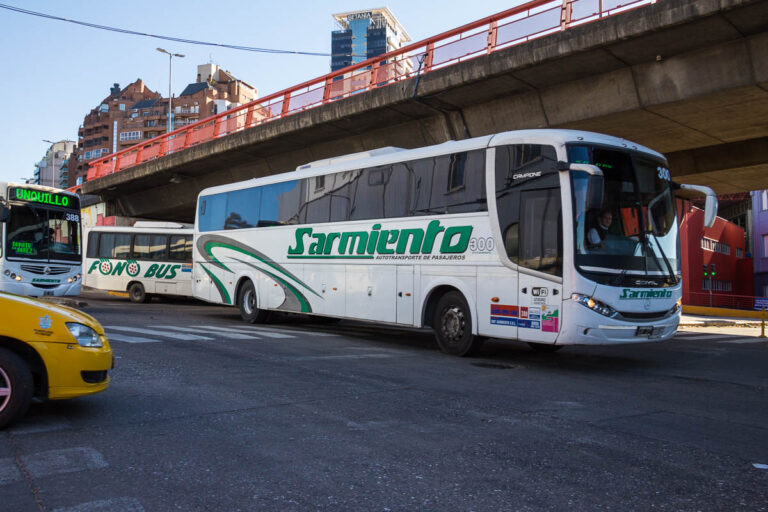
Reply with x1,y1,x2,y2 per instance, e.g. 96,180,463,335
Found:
238,281,269,324
128,283,149,303
433,292,483,357
0,348,34,429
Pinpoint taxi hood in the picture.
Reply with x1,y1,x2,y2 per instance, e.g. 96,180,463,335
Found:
0,292,103,334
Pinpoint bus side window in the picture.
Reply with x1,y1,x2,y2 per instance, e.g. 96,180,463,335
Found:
169,235,190,262
87,232,100,258
98,233,131,259
133,234,151,260
150,235,168,260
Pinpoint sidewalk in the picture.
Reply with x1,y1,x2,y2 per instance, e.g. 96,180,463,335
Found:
679,314,765,328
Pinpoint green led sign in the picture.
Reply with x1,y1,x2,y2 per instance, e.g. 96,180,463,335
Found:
10,187,77,209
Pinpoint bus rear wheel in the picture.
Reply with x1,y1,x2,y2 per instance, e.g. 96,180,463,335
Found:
238,280,269,324
433,291,483,357
128,283,149,303
0,348,34,429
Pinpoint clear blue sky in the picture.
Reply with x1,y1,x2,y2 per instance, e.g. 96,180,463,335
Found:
0,0,525,184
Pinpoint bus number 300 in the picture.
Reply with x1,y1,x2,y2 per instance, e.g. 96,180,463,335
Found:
469,237,495,252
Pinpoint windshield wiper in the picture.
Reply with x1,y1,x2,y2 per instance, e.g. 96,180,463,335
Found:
640,231,675,282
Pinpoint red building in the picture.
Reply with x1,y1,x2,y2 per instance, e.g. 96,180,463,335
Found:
679,200,753,307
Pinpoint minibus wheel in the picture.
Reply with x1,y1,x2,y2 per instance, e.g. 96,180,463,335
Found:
128,282,149,303
433,291,483,356
0,348,34,429
238,280,269,323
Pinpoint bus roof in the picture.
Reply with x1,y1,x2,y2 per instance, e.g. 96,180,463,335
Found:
197,129,665,198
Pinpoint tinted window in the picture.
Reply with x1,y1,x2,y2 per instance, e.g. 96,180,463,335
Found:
169,235,192,262
410,150,486,216
494,144,561,276
226,188,260,229
261,180,301,226
519,189,562,276
133,234,168,260
97,233,131,259
87,231,99,258
198,193,227,232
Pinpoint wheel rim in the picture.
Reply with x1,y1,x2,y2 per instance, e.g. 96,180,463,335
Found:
0,366,11,413
440,305,466,344
243,288,255,315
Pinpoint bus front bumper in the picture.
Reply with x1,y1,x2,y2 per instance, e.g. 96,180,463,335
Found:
2,279,82,297
559,302,680,345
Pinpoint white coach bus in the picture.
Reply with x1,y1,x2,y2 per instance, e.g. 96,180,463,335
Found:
0,182,82,296
84,222,193,302
193,130,717,355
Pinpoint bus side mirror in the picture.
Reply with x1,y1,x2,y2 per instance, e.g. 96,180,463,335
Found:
0,205,9,223
675,184,718,228
569,164,604,210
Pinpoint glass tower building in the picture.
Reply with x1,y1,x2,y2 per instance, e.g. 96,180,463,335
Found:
331,8,411,72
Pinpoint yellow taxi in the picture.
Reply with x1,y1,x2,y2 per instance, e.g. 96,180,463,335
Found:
0,291,112,428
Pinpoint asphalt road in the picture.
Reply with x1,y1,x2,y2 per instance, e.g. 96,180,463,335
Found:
2,292,768,511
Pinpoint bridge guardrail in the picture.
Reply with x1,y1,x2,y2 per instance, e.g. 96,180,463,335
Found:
82,0,656,185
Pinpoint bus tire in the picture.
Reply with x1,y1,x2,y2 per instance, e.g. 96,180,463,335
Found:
528,342,563,353
238,280,269,324
0,348,34,429
128,283,148,303
433,291,483,357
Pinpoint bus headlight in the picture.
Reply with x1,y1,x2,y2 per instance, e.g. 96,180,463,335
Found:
66,323,103,347
4,270,21,281
571,293,617,318
67,274,82,284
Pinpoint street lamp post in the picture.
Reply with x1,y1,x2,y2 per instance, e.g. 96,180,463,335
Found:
42,139,56,188
157,48,185,133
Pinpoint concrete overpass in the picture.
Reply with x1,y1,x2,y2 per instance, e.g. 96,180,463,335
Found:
82,0,768,222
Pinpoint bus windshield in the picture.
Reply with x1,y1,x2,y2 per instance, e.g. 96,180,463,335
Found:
6,203,81,262
569,144,679,285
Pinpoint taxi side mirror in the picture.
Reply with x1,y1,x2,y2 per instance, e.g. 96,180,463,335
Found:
0,205,9,223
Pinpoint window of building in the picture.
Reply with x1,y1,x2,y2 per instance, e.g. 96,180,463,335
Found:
119,131,142,142
98,104,109,113
762,190,768,211
701,237,730,255
119,104,125,111
736,247,744,258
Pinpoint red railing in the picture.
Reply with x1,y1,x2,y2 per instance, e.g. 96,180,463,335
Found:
84,0,656,183
686,292,768,311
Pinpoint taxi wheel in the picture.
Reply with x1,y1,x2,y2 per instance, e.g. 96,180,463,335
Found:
128,282,149,303
0,348,34,430
238,280,269,324
433,291,484,357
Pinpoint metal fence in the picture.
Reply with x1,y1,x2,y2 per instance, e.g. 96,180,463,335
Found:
79,0,656,187
686,292,768,311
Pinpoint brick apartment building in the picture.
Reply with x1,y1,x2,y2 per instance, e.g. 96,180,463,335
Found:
72,64,257,187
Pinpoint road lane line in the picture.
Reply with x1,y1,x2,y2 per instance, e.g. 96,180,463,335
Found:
104,325,213,341
22,447,108,479
52,497,146,512
105,333,162,344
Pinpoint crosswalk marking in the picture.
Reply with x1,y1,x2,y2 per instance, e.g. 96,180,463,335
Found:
102,323,308,344
196,324,334,337
106,333,162,344
104,325,213,341
148,325,260,340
